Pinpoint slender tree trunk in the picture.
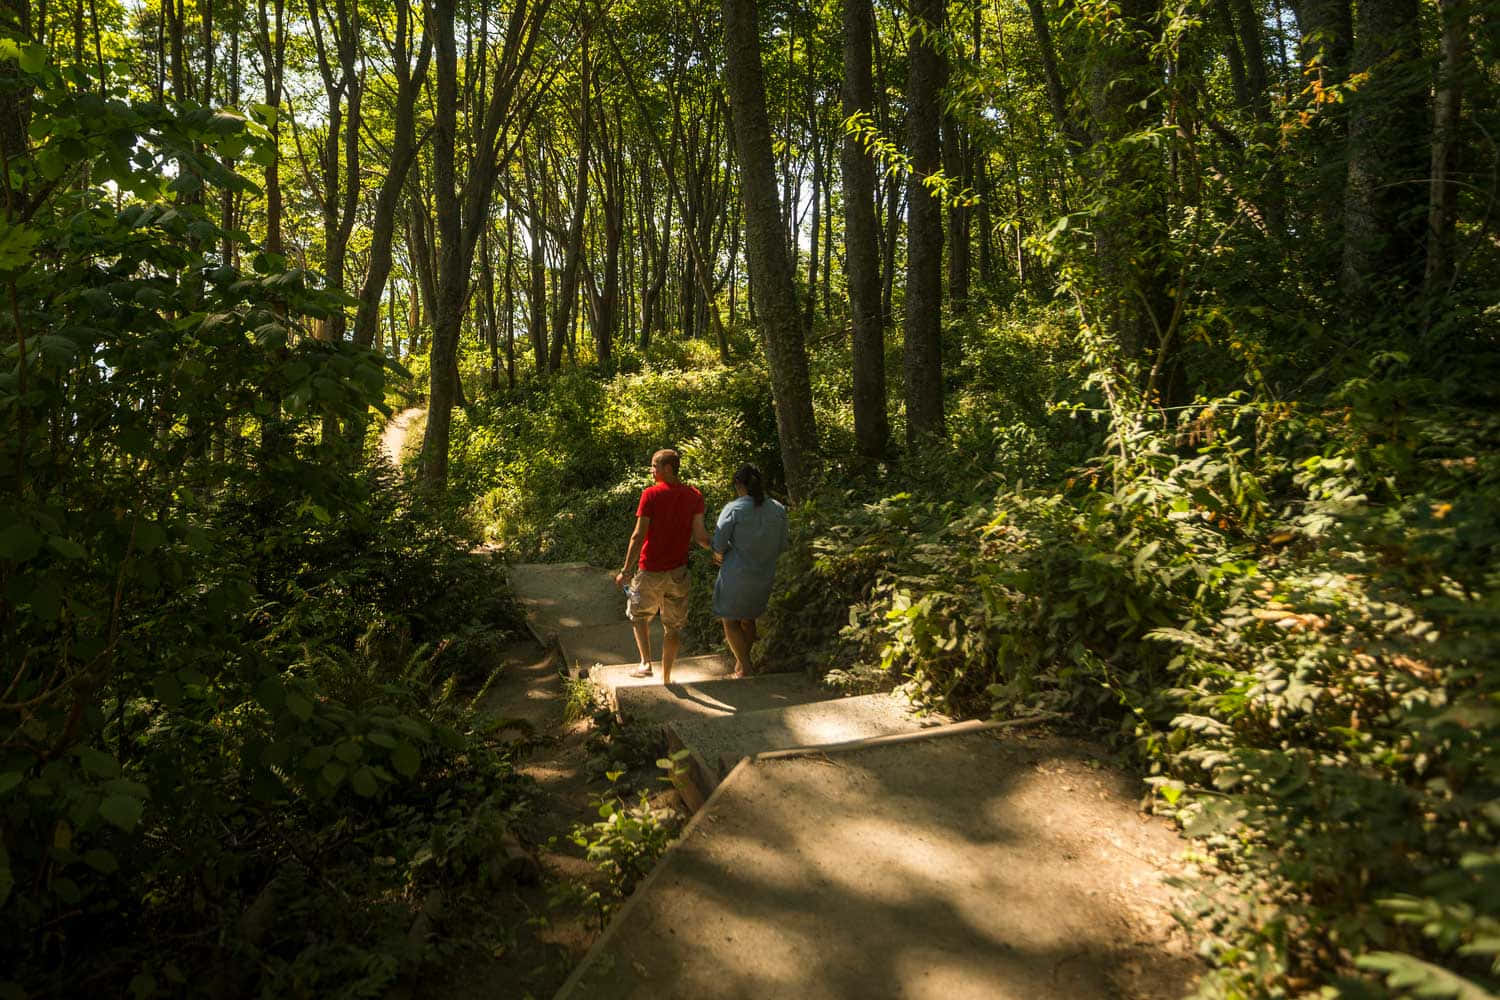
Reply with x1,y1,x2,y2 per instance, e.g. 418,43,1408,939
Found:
1025,0,1089,151
421,0,464,485
526,149,548,373
722,0,818,499
505,209,517,388
550,20,591,370
1424,0,1466,299
1087,0,1175,400
1228,0,1270,120
605,22,730,361
944,116,970,315
904,0,946,444
353,5,430,349
1339,0,1426,303
1214,0,1253,113
481,224,501,391
805,122,821,329
843,0,888,460
1292,0,1352,239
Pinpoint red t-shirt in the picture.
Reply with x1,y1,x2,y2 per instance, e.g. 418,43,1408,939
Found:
636,481,704,571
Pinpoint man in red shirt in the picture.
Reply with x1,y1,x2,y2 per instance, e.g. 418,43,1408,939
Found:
614,448,711,683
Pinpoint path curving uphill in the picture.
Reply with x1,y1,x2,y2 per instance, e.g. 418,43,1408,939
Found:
379,406,426,470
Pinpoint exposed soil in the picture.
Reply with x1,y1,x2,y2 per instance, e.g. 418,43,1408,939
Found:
431,637,603,999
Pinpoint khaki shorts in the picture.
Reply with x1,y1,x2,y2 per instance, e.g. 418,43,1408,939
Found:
628,566,691,634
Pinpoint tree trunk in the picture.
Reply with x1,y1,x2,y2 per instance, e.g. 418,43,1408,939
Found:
1228,0,1270,120
842,0,888,460
481,223,501,392
1025,0,1089,152
1424,0,1466,299
421,0,464,486
1086,0,1174,397
352,3,430,349
1292,0,1352,239
505,208,517,388
1214,0,1253,114
722,0,818,500
903,0,946,444
420,0,549,486
805,121,821,330
944,116,970,315
525,149,548,373
1339,0,1426,302
550,22,591,371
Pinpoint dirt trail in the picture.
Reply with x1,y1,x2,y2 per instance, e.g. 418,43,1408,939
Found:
380,406,426,468
434,636,610,999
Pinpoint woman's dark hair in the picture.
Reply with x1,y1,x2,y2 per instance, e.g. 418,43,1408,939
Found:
733,463,766,506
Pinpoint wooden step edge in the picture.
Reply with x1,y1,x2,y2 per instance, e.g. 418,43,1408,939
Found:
665,725,720,814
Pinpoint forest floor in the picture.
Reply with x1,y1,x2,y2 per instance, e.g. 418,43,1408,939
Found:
428,634,607,999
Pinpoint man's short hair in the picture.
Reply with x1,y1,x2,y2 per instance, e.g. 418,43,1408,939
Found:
651,448,680,475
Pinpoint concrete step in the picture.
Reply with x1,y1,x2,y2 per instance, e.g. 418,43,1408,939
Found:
554,726,1197,1000
667,691,944,809
558,621,703,673
509,562,701,672
509,562,623,637
590,654,735,708
615,672,834,727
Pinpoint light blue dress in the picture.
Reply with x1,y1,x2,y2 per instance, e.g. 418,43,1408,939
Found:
712,496,789,619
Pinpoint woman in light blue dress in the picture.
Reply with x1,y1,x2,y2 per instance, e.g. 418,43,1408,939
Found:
712,464,788,677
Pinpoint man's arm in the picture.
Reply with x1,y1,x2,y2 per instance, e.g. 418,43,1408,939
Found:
691,512,712,551
616,515,650,587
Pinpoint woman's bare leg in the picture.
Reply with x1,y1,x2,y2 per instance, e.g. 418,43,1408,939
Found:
722,619,752,677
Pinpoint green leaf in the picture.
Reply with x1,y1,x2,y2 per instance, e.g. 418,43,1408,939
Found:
17,43,45,73
321,762,346,787
98,794,144,833
29,579,62,621
254,678,285,712
46,535,85,560
0,219,41,271
0,772,22,798
390,742,420,778
350,767,377,798
1357,951,1496,1000
83,849,119,874
153,673,181,707
285,692,313,721
134,522,167,553
79,747,121,779
52,877,80,905
0,523,42,561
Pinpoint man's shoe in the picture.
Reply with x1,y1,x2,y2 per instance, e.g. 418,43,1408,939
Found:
628,664,653,678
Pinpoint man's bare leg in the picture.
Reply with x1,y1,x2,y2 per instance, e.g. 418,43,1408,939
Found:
632,618,653,673
722,619,752,678
662,630,681,685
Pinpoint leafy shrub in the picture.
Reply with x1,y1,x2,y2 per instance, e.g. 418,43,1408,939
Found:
0,64,532,997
